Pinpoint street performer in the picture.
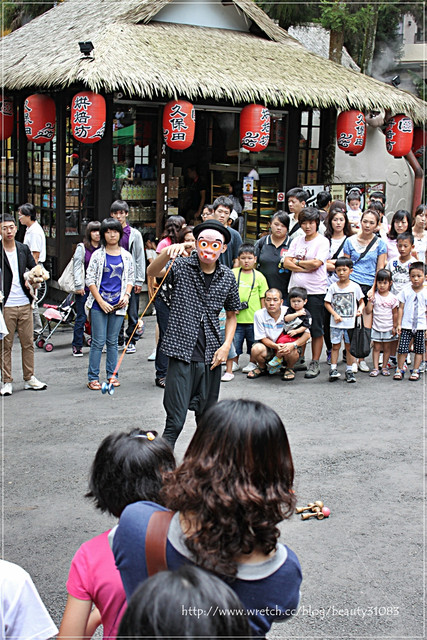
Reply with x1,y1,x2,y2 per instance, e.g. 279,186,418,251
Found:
147,219,240,448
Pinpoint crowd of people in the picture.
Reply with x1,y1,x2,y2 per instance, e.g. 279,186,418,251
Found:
1,190,426,397
0,187,426,638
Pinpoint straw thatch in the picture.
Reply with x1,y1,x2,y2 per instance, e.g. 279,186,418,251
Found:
1,0,426,123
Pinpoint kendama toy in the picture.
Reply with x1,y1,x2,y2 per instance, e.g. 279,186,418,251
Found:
297,501,330,521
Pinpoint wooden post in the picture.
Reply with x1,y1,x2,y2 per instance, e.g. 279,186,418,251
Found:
156,106,168,238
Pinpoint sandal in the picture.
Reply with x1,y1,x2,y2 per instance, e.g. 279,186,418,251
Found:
108,377,120,387
409,369,420,381
369,369,380,377
87,380,102,390
381,368,390,376
155,377,166,388
281,367,295,381
393,369,404,380
247,367,267,379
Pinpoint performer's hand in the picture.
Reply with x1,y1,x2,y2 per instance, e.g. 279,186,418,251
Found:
164,243,187,259
211,345,228,369
134,285,142,294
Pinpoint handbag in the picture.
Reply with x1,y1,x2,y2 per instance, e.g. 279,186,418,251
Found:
58,244,84,293
349,316,371,359
145,510,175,576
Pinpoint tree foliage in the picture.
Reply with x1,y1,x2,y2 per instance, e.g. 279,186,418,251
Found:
1,0,59,35
259,0,425,76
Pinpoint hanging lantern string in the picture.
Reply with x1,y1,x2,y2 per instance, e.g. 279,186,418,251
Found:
110,255,177,382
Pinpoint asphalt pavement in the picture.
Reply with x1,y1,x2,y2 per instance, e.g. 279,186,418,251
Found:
1,314,425,639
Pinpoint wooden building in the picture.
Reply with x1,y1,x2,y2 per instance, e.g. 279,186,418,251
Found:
1,0,425,279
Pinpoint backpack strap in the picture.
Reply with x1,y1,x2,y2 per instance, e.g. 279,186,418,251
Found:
145,510,175,577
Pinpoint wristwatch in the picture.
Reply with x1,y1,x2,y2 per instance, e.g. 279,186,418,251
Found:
296,259,300,266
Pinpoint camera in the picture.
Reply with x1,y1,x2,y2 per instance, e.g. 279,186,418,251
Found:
240,301,249,310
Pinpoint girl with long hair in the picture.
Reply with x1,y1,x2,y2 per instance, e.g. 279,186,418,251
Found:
386,209,412,261
324,202,354,362
343,209,388,372
71,221,101,356
85,218,134,390
113,399,302,638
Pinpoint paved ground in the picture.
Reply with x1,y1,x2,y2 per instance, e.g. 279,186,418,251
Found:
1,314,425,639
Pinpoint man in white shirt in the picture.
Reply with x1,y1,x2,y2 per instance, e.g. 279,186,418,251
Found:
18,203,46,332
247,288,310,380
18,203,46,264
0,214,47,396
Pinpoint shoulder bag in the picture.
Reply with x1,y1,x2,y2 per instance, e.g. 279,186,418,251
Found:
58,243,84,293
353,237,378,264
145,510,175,576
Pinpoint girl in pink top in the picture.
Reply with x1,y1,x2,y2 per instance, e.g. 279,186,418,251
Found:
156,215,185,253
58,430,175,640
365,269,399,377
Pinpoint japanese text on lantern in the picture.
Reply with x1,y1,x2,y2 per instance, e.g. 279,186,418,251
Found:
23,99,34,134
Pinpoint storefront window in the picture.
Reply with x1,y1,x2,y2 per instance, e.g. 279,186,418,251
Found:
298,109,321,185
27,138,57,238
65,115,94,236
1,122,19,215
112,105,158,232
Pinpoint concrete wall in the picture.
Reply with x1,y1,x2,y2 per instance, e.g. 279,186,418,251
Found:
334,125,414,217
154,0,250,31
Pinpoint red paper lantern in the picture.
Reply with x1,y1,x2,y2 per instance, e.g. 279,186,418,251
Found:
163,100,195,150
24,94,56,144
412,127,426,159
240,104,270,152
71,91,106,143
336,110,366,155
0,97,14,141
385,114,414,158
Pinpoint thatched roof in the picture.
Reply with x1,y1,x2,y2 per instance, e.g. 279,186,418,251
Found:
1,0,426,123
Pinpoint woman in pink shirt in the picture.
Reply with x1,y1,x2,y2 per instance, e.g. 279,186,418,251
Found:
58,429,175,640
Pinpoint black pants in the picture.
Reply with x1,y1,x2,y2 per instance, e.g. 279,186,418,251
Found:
162,358,221,448
155,297,170,380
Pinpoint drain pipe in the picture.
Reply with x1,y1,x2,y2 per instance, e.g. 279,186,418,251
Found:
404,150,424,214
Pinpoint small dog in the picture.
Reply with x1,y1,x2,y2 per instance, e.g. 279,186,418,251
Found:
24,264,49,308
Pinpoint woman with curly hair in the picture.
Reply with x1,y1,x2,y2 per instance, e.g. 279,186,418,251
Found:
113,399,302,637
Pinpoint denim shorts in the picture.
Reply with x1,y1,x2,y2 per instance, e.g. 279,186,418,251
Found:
220,328,237,359
330,327,351,344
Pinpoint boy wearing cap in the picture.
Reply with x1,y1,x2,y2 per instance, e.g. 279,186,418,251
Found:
147,220,240,448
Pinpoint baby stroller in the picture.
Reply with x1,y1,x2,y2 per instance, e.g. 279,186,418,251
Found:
35,293,76,352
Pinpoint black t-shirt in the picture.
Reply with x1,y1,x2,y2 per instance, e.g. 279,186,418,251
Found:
191,271,215,362
255,235,292,299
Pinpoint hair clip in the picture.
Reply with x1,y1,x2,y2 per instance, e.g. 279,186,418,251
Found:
132,432,156,441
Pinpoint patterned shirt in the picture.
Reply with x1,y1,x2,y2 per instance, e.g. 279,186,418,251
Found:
160,254,240,364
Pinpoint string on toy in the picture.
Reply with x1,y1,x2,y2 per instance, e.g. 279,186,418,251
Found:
109,255,177,385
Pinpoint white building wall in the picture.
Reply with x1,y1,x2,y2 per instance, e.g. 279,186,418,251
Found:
334,126,414,217
154,0,250,31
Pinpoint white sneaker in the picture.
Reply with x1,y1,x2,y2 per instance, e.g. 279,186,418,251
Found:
147,350,156,361
221,372,234,382
231,362,241,372
125,343,136,354
358,360,370,373
242,362,257,374
352,363,358,374
24,376,47,391
0,383,12,396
